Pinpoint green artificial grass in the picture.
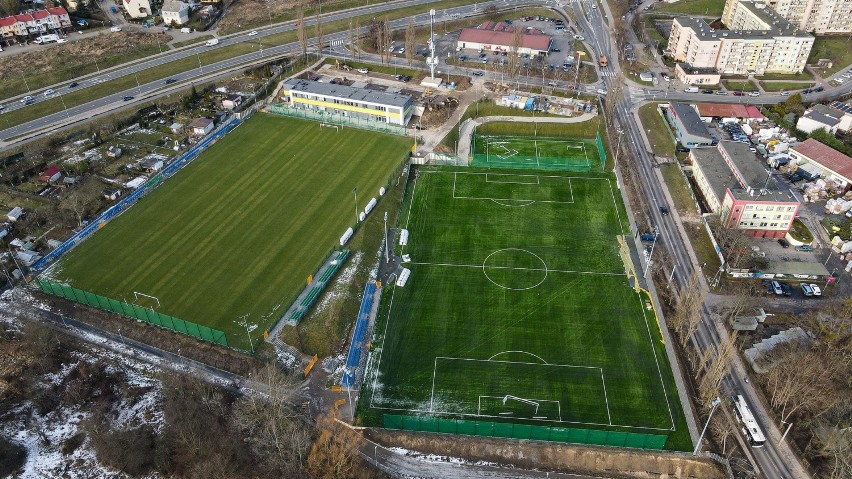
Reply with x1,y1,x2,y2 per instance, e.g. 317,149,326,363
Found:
52,113,412,350
360,166,691,450
471,135,602,170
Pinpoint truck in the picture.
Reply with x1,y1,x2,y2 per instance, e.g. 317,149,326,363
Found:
598,55,608,67
205,38,219,46
34,34,59,44
685,86,699,93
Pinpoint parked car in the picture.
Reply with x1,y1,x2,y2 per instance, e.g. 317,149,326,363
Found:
749,91,760,96
780,283,792,296
778,238,790,248
800,283,814,296
714,90,728,95
810,284,822,296
733,91,744,96
813,86,824,92
795,244,814,252
472,71,484,76
702,89,714,94
772,281,783,295
357,68,369,74
402,75,412,82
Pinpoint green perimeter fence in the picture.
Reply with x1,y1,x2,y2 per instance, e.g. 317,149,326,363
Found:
36,278,230,348
470,135,605,172
383,415,668,450
267,104,407,136
596,131,606,167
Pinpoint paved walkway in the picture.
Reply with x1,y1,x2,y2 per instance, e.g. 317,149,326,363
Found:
456,112,597,158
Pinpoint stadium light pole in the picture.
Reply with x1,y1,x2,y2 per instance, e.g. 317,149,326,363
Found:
694,397,721,455
384,211,389,263
353,187,359,223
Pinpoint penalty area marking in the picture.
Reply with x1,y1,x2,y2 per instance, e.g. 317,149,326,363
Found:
478,395,562,421
453,172,575,204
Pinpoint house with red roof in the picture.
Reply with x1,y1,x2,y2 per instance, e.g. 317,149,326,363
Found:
39,166,61,184
457,21,551,57
789,139,852,190
0,7,70,42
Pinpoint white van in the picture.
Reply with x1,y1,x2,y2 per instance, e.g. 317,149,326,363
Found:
685,86,699,93
205,38,219,47
180,27,193,33
110,26,122,32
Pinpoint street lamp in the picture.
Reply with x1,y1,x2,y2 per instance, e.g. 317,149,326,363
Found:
643,227,659,278
384,211,390,263
694,397,721,455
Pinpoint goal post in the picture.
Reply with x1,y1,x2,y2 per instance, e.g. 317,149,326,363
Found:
320,123,340,132
133,291,161,309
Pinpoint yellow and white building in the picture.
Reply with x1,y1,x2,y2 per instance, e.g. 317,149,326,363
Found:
280,79,414,126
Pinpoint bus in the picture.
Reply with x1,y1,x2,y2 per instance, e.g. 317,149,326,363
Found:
733,395,766,447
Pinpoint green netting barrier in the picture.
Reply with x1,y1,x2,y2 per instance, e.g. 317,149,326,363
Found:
596,131,607,170
36,278,230,348
382,415,668,450
470,134,603,172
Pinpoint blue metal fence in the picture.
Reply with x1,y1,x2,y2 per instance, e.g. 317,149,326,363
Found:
32,118,241,271
340,281,376,388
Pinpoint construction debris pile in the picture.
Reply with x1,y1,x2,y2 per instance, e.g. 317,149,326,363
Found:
801,179,847,203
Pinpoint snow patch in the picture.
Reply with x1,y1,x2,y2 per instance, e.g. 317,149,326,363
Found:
387,447,500,467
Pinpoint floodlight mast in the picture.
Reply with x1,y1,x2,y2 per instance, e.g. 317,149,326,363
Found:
427,9,439,79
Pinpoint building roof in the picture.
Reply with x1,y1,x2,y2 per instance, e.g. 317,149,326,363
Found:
47,7,69,16
791,138,852,180
674,15,811,41
669,102,714,140
32,10,49,19
189,117,213,128
283,79,412,108
694,103,764,119
829,101,852,116
41,166,60,177
161,0,187,12
692,142,793,203
0,17,16,27
458,24,551,51
768,260,830,277
224,93,243,101
801,108,841,128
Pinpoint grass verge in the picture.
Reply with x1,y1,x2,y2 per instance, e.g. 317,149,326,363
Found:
638,102,675,154
759,81,814,92
660,164,696,215
807,36,852,77
652,0,724,16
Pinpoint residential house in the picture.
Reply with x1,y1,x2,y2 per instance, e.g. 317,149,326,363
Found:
39,166,61,183
828,101,852,132
161,0,190,25
6,207,23,222
169,123,183,134
122,0,152,19
221,94,243,110
796,104,843,134
141,157,164,172
106,145,123,158
690,141,800,238
0,7,71,42
189,117,214,136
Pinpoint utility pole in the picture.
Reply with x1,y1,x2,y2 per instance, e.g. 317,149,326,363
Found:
643,227,659,278
693,397,721,455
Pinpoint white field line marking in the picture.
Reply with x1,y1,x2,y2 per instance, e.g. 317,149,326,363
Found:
606,178,627,235
456,196,573,204
368,279,398,409
485,173,541,185
409,261,626,276
637,292,677,431
600,369,613,425
479,395,562,420
488,350,550,364
367,404,674,430
435,356,601,369
490,199,536,207
430,357,438,413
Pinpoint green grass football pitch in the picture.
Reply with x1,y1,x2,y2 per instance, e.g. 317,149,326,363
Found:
471,135,601,170
51,113,412,350
362,167,690,449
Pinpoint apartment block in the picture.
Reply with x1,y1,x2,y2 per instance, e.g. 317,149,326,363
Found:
667,11,813,75
757,0,852,34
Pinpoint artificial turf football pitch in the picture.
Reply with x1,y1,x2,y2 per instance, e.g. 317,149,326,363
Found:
361,167,691,450
50,114,412,350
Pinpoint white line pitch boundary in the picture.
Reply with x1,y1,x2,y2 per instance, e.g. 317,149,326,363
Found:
478,395,563,421
452,172,575,204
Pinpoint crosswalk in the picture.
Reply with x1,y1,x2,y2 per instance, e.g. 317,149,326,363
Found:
329,39,344,47
599,70,618,77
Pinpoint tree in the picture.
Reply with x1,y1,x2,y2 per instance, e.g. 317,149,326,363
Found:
507,27,523,85
604,72,624,128
405,18,415,66
668,273,705,349
0,0,19,17
59,193,85,228
314,8,324,56
297,5,307,59
307,410,361,479
484,4,498,20
697,332,738,408
381,17,391,65
347,19,356,60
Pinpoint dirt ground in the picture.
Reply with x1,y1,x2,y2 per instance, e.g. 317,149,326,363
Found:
0,31,171,85
366,429,726,479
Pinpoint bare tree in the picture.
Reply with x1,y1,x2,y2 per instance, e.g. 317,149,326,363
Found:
314,8,324,56
697,331,738,408
669,273,705,349
297,5,307,59
307,410,361,479
59,193,86,228
507,27,523,85
347,19,356,61
0,0,19,17
381,17,392,65
405,18,415,66
354,18,361,60
604,72,624,128
709,403,737,458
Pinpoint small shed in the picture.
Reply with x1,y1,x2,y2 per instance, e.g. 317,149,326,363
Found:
169,123,183,134
7,207,23,222
106,145,123,158
189,117,214,136
39,166,61,183
141,157,164,172
222,94,243,110
103,189,122,201
16,250,41,266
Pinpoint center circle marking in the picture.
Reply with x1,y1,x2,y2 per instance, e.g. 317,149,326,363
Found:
482,248,548,291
